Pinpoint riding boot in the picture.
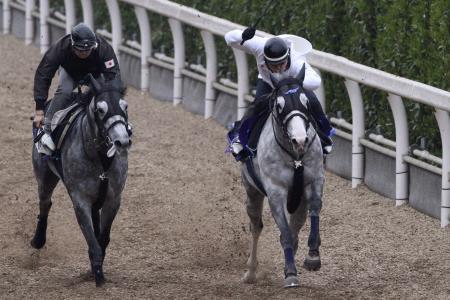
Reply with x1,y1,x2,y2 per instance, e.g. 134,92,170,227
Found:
229,95,270,159
304,90,335,154
229,106,256,157
38,93,73,155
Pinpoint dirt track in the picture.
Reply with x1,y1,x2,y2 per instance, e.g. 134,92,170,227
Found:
1,34,450,299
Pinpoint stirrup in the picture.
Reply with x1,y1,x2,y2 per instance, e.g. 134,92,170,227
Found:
323,145,332,155
231,140,244,156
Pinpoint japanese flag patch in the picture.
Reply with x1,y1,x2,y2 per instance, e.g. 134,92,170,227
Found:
105,59,115,69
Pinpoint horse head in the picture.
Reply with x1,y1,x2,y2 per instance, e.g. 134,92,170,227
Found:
87,74,131,156
269,65,312,154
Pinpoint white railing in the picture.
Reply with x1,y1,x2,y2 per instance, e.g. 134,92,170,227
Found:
2,0,450,227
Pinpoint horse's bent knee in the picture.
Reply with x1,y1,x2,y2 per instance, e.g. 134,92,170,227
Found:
308,195,322,216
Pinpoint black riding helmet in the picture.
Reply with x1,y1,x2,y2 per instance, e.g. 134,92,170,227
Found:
71,23,97,51
264,37,290,65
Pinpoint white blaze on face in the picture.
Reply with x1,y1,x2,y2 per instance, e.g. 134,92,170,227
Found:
287,116,307,150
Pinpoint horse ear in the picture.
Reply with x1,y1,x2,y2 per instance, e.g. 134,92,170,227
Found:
296,63,306,84
269,73,279,88
87,73,102,95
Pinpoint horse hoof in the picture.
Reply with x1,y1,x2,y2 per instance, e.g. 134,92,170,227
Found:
93,266,105,287
95,277,106,287
94,273,105,287
283,275,299,288
242,270,257,284
303,254,321,271
30,237,46,249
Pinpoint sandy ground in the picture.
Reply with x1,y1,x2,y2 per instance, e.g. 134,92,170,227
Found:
1,34,450,300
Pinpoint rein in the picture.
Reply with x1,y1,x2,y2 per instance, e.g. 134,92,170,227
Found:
270,84,318,214
88,87,127,210
271,114,317,167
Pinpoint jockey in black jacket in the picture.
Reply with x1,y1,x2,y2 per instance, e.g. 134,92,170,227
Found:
33,23,121,155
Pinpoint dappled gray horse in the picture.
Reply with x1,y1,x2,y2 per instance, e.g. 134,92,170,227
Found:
30,75,130,286
241,69,324,288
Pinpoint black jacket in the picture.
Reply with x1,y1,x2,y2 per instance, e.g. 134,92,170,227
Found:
33,34,120,110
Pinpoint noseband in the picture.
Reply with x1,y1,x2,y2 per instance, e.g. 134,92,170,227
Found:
270,79,312,137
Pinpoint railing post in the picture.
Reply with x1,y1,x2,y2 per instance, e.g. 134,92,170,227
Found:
434,109,450,227
64,0,76,34
168,18,185,106
2,0,11,34
25,0,35,45
80,0,94,29
231,49,249,120
105,0,122,62
344,79,365,188
200,30,217,119
387,93,409,206
134,6,151,92
39,0,50,54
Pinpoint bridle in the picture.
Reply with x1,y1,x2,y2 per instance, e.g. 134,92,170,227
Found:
269,77,317,162
91,85,129,152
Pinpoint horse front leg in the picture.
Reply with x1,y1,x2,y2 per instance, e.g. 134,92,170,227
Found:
303,181,323,271
242,187,264,284
31,161,59,249
72,196,105,287
267,193,299,288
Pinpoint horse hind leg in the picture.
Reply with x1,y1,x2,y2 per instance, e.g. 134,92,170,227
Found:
303,215,321,271
303,185,322,271
287,197,308,256
242,190,264,284
92,207,100,240
30,168,59,249
97,199,121,263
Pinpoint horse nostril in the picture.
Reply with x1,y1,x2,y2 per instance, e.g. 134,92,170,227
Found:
114,139,130,148
292,138,298,145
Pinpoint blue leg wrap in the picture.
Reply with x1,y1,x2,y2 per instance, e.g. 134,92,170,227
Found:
308,215,320,250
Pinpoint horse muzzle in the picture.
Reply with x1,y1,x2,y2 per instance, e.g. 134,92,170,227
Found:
108,123,132,153
290,136,306,152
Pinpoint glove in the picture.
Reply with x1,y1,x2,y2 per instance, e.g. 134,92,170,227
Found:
33,110,45,128
240,26,256,45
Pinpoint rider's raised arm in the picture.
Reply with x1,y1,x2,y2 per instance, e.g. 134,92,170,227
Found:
224,29,266,57
33,41,64,110
97,36,121,81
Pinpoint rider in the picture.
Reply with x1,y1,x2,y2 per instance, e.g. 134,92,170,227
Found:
224,27,334,158
33,23,121,155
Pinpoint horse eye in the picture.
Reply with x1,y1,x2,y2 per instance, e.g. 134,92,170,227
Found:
96,101,108,117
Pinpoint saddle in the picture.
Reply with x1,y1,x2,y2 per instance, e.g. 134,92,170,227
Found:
49,103,84,151
33,92,89,154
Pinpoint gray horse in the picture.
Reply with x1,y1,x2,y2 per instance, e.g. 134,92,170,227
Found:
30,75,131,286
240,69,324,288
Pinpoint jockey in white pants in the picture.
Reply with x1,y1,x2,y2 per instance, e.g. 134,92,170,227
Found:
224,27,334,158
